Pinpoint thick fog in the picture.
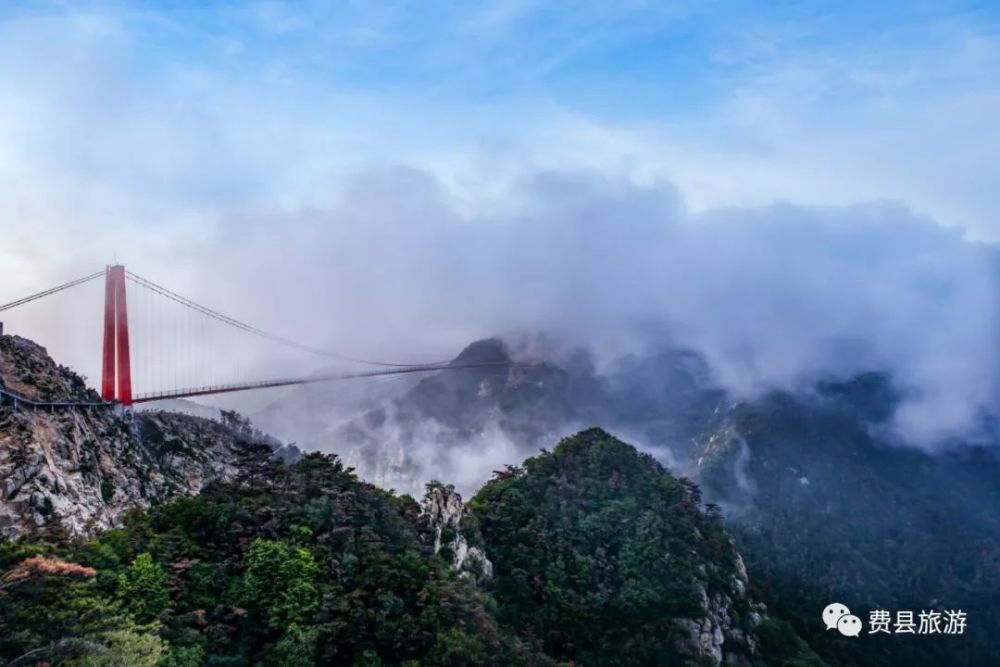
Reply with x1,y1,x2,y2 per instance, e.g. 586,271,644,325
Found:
198,168,999,449
3,164,996,450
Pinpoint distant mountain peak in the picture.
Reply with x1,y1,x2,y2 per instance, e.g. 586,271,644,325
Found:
450,337,510,365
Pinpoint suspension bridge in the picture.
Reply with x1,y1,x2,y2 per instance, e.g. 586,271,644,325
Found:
0,265,509,408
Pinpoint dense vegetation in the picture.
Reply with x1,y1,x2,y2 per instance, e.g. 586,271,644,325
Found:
0,426,831,666
0,446,553,666
698,378,1000,667
4,336,994,666
469,428,824,667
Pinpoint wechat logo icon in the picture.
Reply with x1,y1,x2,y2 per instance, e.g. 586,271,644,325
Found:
823,603,862,637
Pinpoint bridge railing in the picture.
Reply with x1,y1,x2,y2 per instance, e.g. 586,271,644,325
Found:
0,386,112,411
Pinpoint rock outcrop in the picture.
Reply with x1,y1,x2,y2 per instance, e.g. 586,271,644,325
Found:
0,334,284,539
674,551,764,666
420,481,493,582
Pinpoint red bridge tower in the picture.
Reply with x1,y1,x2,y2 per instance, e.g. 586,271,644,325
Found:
101,265,132,405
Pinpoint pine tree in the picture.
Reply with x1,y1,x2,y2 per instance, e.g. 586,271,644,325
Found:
116,553,169,622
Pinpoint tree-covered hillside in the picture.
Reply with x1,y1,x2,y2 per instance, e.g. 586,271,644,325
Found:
469,428,823,667
0,451,554,666
1,429,825,667
696,376,1000,666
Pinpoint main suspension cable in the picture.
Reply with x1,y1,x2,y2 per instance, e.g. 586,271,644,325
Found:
0,270,105,313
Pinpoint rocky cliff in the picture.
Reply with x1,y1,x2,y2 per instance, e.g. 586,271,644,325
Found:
419,481,493,582
0,334,283,539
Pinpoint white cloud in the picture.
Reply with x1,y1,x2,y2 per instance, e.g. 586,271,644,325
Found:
0,3,997,448
190,170,998,447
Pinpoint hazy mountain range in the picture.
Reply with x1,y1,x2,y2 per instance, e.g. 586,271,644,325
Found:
253,336,1000,665
2,332,998,665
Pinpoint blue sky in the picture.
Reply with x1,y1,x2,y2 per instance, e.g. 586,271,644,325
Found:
2,0,998,244
0,1,997,443
5,2,996,118
9,1,990,107
1,0,997,275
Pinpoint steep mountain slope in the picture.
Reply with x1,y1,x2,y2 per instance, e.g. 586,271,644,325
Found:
695,375,1000,666
259,336,1000,666
1,428,820,667
5,331,995,665
0,452,556,666
0,334,287,539
330,339,603,488
469,428,822,667
264,338,722,494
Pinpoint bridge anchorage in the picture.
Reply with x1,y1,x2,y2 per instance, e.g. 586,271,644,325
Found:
0,264,513,410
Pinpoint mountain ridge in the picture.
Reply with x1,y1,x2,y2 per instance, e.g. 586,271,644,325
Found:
2,332,997,665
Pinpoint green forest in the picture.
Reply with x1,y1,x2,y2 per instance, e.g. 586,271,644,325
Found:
0,430,821,667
